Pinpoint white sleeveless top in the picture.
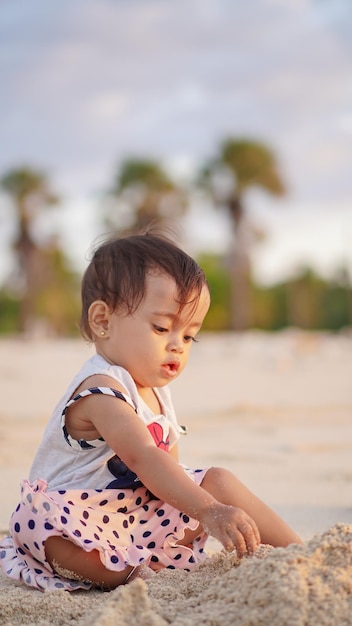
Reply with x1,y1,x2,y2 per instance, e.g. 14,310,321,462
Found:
29,353,183,491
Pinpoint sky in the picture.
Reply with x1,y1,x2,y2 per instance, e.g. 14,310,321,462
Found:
0,0,351,286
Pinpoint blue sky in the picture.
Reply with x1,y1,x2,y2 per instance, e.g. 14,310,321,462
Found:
0,0,351,284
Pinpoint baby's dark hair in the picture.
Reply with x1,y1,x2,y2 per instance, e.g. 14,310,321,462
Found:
80,232,208,341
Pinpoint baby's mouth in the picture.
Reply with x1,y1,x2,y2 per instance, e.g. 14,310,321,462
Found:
162,361,180,374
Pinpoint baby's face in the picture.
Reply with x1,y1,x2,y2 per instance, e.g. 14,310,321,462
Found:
100,271,210,390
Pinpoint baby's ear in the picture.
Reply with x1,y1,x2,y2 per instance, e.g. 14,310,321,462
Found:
88,300,111,339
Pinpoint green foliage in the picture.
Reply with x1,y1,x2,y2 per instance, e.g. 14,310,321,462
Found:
1,154,350,336
197,254,232,330
1,168,58,205
1,248,350,337
199,138,286,330
251,283,288,330
0,291,21,334
284,268,351,331
220,139,285,196
196,254,351,332
0,246,80,336
33,246,81,336
107,158,187,233
116,159,174,192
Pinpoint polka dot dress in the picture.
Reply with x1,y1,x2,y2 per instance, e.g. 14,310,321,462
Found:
0,467,208,591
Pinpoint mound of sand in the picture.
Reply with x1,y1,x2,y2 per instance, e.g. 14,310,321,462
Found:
1,523,352,626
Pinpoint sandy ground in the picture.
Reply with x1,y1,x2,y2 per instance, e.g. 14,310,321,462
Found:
0,330,351,625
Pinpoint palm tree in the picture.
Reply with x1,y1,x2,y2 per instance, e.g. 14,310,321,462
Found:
105,158,187,235
200,138,285,330
0,167,59,332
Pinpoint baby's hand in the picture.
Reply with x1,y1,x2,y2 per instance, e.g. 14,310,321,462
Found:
200,503,261,558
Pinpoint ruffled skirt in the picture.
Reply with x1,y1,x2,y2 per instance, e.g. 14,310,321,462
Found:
0,467,208,591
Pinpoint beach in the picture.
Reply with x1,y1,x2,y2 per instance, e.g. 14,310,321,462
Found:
1,330,351,625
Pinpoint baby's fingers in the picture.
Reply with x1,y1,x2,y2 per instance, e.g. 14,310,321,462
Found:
224,518,260,558
236,519,260,556
224,531,246,558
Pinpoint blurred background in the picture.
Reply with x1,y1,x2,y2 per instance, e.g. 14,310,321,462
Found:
0,0,351,336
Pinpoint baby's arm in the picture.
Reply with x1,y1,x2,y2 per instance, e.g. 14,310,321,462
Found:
75,388,260,556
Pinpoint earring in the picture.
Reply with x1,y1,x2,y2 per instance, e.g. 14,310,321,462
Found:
100,331,105,337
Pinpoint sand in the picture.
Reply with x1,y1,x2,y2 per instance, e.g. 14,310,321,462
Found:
0,330,352,625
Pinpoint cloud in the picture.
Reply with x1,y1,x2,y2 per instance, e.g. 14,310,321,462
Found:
0,0,351,281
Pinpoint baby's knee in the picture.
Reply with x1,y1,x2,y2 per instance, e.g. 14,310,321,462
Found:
201,466,233,490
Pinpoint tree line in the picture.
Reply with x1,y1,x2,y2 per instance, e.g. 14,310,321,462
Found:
0,137,351,336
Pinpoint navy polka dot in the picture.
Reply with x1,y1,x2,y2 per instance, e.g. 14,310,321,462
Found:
2,470,207,590
58,490,67,495
18,547,26,556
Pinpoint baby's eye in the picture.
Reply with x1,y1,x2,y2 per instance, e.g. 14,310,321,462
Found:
153,325,168,334
184,335,198,343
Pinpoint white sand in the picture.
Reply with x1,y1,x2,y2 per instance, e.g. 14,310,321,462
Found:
0,330,352,624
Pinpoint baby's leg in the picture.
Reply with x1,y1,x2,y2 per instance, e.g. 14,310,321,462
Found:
200,466,302,547
45,536,136,589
